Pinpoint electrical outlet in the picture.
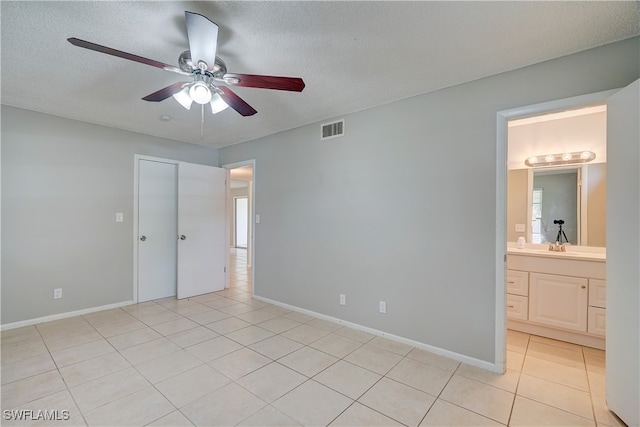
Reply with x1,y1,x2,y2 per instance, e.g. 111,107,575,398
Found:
379,301,386,314
54,288,62,299
515,223,526,232
339,294,346,305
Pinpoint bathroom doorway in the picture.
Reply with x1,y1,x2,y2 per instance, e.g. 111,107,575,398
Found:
496,89,622,424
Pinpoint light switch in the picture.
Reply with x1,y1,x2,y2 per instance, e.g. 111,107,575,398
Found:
255,214,260,224
515,223,525,232
116,212,124,223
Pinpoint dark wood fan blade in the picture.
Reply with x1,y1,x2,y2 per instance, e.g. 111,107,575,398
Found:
217,87,257,116
224,74,305,92
185,11,218,71
68,38,174,70
142,82,188,102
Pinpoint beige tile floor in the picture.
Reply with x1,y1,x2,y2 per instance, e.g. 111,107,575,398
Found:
1,249,626,426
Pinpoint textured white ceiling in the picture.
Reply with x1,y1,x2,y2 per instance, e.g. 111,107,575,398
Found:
2,1,638,149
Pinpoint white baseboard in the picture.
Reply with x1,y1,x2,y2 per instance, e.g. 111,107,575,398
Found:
253,295,500,373
1,301,134,331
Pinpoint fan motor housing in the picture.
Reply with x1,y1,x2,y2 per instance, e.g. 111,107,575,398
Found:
178,50,227,77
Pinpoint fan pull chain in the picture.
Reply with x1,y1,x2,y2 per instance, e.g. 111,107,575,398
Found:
200,104,205,140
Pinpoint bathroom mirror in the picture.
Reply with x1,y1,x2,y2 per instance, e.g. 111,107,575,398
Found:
530,167,580,245
507,163,606,247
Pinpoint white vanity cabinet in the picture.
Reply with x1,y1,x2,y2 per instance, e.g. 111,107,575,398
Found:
507,248,606,349
506,270,529,320
529,273,588,332
587,279,606,336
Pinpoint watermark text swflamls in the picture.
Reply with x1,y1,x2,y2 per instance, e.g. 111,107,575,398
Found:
3,409,70,421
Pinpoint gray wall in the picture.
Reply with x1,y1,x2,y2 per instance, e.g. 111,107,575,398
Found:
219,37,639,363
1,106,219,324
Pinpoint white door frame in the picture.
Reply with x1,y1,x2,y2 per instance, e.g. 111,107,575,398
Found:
222,159,256,295
133,154,181,303
494,89,617,373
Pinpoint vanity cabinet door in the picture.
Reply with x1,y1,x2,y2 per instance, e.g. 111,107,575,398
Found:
588,307,606,336
529,273,588,332
507,270,529,296
589,279,606,309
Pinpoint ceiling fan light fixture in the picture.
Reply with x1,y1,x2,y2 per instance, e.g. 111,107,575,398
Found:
189,81,212,104
210,92,229,114
173,86,193,109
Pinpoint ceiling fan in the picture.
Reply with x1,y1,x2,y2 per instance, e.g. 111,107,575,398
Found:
68,11,305,117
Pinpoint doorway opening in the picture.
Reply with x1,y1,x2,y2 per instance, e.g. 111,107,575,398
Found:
495,89,616,374
223,160,255,295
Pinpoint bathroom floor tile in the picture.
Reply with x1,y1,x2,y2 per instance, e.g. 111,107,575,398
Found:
509,396,595,426
517,373,593,419
522,355,589,391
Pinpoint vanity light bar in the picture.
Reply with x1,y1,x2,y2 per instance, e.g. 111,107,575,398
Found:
525,151,596,168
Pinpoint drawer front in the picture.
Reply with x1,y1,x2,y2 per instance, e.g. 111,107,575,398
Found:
588,307,606,336
507,270,529,296
589,279,606,308
507,294,529,321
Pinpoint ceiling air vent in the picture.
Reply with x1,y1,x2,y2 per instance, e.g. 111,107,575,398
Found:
321,119,345,140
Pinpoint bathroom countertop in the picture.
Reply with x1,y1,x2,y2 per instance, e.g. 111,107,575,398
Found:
507,244,606,262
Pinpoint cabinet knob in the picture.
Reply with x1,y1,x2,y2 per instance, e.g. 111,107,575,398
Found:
581,285,586,289
507,305,515,308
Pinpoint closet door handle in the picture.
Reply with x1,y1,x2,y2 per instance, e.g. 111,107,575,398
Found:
179,235,186,240
140,235,147,241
